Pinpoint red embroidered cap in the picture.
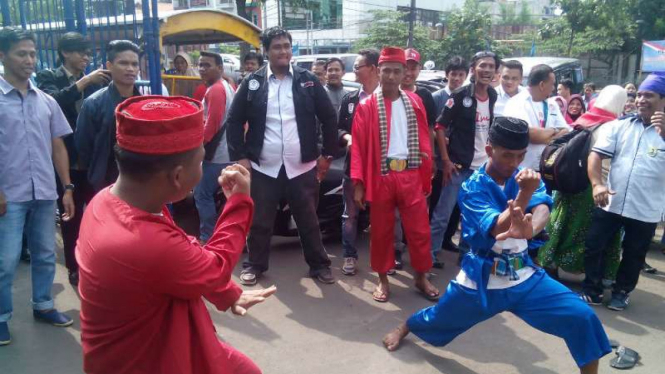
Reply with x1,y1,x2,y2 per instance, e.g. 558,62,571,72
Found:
405,48,421,63
115,96,204,155
378,47,406,66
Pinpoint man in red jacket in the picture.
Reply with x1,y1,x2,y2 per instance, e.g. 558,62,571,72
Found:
76,95,275,374
351,47,438,303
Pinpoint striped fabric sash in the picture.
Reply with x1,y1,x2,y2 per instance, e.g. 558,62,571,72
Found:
376,90,422,175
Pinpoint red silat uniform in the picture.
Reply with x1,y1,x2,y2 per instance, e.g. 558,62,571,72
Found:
76,188,260,374
350,91,433,273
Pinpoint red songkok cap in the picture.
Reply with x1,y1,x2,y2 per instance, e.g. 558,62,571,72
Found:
379,47,406,66
115,96,204,155
405,48,421,63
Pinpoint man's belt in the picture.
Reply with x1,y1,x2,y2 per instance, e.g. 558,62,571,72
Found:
490,250,530,279
386,158,408,172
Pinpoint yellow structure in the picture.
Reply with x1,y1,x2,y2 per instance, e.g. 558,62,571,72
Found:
160,9,261,48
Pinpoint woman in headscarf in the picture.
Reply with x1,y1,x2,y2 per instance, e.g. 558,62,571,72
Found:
552,96,568,116
538,85,627,283
166,52,199,77
564,94,586,124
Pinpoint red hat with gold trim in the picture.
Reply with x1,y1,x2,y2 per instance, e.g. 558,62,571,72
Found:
115,96,204,155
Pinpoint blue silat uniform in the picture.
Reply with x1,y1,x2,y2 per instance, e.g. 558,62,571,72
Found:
407,165,611,368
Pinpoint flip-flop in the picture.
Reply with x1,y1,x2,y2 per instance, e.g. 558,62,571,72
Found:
416,286,440,302
372,288,390,303
610,346,640,370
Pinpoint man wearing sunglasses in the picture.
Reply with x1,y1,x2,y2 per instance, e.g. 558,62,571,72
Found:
36,32,107,286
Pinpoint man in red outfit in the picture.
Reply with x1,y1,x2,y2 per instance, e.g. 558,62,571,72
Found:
350,47,439,303
76,95,275,374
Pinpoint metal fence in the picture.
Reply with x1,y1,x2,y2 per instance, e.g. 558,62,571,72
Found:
0,0,162,94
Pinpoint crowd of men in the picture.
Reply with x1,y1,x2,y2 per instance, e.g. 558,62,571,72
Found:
1,23,664,374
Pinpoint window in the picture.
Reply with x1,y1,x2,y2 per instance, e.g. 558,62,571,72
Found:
282,0,343,30
396,6,442,27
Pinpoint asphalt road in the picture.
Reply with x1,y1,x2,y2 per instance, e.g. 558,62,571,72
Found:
1,230,664,374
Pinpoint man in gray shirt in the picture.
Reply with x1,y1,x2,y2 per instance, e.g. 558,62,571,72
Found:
0,27,76,346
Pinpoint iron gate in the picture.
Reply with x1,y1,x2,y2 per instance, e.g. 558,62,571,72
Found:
0,0,162,94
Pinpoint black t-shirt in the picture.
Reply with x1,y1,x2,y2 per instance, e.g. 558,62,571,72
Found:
414,85,437,128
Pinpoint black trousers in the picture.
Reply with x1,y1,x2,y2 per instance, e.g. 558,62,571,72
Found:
56,169,95,274
244,166,331,274
584,208,656,296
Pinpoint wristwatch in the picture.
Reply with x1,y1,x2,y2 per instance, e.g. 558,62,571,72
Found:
64,183,76,191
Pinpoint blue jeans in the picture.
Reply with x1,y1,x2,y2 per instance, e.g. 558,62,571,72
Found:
430,168,474,261
194,161,230,242
0,200,57,322
341,177,359,259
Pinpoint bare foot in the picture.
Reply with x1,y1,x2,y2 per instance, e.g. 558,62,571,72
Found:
415,273,440,301
383,323,410,351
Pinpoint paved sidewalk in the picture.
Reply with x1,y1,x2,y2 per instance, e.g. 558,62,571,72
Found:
1,233,664,374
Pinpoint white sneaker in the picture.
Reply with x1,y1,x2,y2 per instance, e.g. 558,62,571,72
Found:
341,257,357,275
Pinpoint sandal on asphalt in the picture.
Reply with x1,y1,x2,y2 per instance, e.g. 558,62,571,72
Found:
372,288,390,303
610,346,640,370
416,286,440,302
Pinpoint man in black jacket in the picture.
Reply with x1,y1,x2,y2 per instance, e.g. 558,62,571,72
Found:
36,32,106,285
429,51,500,268
226,27,339,285
337,48,380,276
75,40,141,193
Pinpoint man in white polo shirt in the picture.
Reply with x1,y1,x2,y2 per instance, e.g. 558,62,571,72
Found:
503,64,570,171
582,72,665,311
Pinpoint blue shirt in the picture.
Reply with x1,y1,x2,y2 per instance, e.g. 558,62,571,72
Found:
0,76,72,202
431,86,451,116
458,164,552,306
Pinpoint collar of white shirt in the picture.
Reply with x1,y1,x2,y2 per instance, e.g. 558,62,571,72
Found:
267,63,294,80
359,84,381,100
497,84,523,99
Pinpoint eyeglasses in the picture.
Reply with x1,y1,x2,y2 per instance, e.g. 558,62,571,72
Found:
353,64,368,72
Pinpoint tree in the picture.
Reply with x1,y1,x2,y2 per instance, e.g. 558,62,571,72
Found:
353,0,511,69
353,10,435,55
434,0,511,67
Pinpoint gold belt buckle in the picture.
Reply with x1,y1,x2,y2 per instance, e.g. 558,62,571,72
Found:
388,159,407,172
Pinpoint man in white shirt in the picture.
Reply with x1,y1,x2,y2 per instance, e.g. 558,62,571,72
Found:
494,60,525,116
503,64,570,171
226,27,339,286
582,72,665,311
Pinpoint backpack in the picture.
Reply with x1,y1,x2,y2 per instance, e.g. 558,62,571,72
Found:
539,125,600,194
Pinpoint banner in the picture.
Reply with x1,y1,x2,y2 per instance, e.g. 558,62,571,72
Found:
642,40,665,72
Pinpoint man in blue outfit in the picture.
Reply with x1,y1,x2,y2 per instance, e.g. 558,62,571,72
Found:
382,117,611,374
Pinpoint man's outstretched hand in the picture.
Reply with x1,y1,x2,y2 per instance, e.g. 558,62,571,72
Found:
219,164,251,198
231,285,277,316
496,200,534,241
